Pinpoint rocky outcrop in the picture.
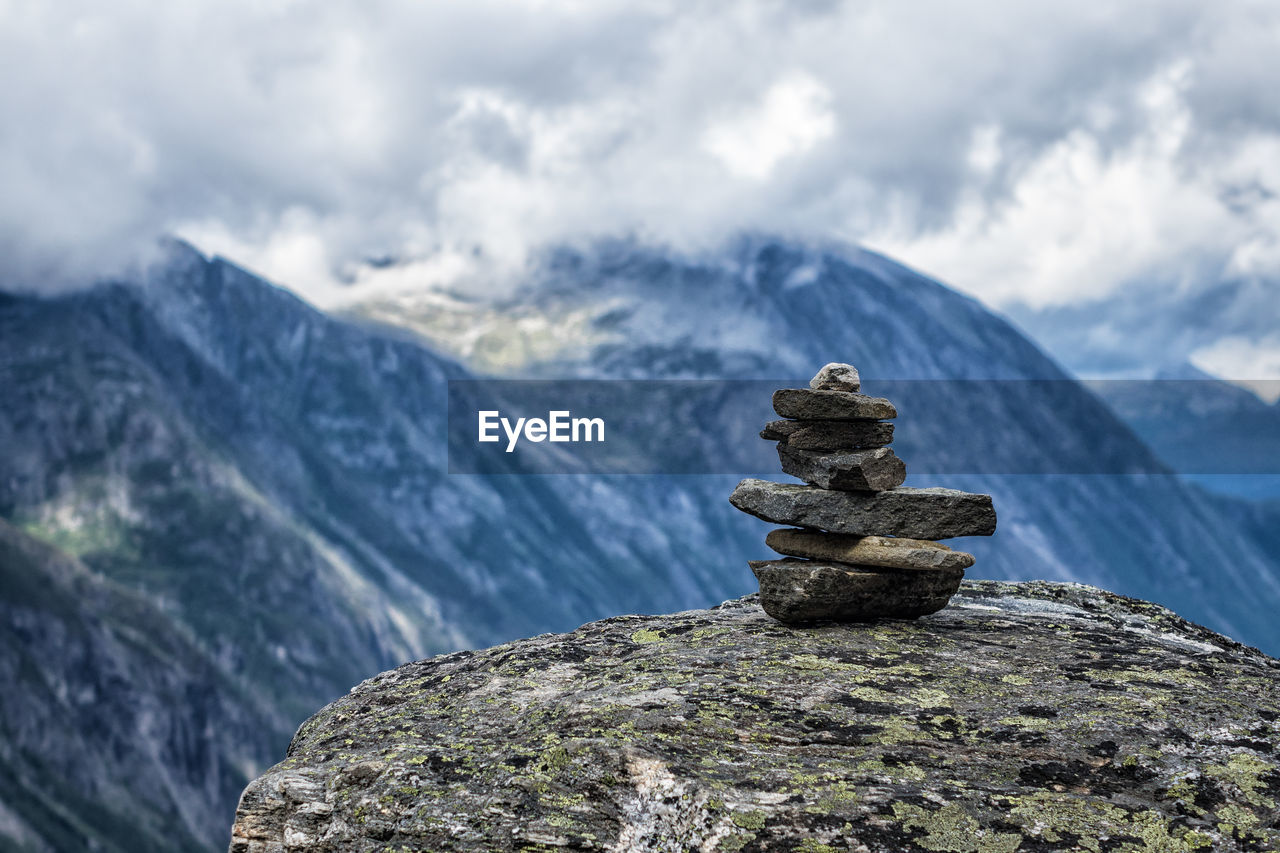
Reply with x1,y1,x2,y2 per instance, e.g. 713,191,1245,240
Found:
229,581,1280,852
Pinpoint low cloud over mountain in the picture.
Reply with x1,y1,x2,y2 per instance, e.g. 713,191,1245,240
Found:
4,1,1280,340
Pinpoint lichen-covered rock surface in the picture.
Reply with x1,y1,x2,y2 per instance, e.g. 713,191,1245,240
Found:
230,581,1280,852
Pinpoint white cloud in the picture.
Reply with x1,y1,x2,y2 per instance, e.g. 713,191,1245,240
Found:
1192,335,1280,402
1,0,1280,319
869,61,1280,310
701,72,835,180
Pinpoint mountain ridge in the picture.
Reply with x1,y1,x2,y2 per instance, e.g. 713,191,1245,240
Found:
0,518,283,852
348,236,1280,647
3,235,1279,851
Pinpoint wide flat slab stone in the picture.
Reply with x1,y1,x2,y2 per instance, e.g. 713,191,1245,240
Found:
730,478,997,539
772,388,897,421
777,445,907,491
766,528,976,571
749,558,963,623
760,419,894,450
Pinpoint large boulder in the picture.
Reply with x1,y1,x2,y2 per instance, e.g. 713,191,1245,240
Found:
229,581,1280,852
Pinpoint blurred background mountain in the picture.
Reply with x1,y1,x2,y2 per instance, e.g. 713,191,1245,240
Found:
2,237,1278,850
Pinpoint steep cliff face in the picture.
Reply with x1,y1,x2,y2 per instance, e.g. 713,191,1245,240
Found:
0,519,285,852
230,582,1279,852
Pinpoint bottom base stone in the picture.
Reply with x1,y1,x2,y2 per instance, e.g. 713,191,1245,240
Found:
749,558,964,624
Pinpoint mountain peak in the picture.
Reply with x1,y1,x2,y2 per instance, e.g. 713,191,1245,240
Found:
350,234,1068,381
1153,361,1216,381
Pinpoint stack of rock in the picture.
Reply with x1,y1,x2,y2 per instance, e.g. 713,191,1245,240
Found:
730,363,997,623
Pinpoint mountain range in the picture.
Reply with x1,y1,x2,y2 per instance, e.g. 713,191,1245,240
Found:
2,236,1278,851
1085,363,1280,501
1004,273,1278,381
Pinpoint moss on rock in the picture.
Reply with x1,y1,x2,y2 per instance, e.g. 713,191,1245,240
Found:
230,581,1280,852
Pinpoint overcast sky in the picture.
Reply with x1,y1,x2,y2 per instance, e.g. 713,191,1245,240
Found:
3,0,1279,375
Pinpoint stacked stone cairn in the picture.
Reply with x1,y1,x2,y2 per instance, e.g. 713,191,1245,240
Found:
729,363,997,623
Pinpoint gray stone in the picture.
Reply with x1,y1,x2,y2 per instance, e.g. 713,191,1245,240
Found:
229,582,1280,852
772,388,897,421
750,559,962,623
777,445,907,491
809,362,861,392
759,419,894,450
730,478,997,538
765,528,976,570
759,419,804,440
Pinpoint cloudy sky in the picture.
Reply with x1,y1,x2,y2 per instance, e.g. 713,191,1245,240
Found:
2,1,1278,376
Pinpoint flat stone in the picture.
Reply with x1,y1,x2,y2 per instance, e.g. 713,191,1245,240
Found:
766,529,976,571
759,420,803,440
749,559,963,623
809,362,861,392
759,419,894,450
730,478,997,539
777,445,907,491
772,388,897,421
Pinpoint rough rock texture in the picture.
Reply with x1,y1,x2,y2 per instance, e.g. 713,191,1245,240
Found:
773,389,898,421
0,518,286,853
777,445,908,492
731,478,998,539
765,529,976,571
760,419,895,451
750,559,962,622
809,363,861,392
229,581,1280,853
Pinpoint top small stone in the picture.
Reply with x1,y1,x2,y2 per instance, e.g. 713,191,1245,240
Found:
809,363,861,393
